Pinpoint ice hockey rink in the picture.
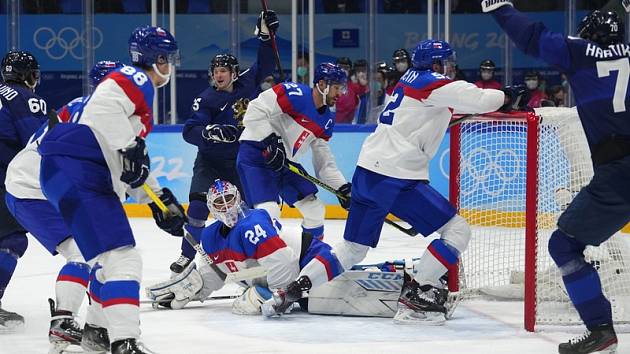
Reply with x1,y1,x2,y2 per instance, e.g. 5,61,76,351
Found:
1,218,629,354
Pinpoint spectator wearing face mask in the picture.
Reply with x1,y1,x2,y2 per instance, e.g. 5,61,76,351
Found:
524,71,548,108
296,51,309,84
547,85,567,107
474,59,502,89
260,75,275,92
335,57,368,123
388,48,411,96
374,61,392,105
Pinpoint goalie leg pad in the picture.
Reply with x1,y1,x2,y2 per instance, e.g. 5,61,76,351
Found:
145,262,203,309
232,286,272,315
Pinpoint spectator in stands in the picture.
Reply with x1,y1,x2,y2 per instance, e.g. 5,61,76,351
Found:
474,59,502,89
260,75,275,92
373,61,392,106
336,57,353,81
335,57,368,124
388,48,410,96
296,51,309,85
23,0,61,13
547,85,567,107
523,71,548,108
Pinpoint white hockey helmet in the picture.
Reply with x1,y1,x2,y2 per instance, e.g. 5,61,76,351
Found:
207,179,244,228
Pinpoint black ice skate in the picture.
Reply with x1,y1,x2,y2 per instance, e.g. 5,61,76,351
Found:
0,301,24,331
111,338,155,354
48,298,82,353
169,255,192,274
261,276,312,316
558,324,618,354
81,323,110,353
394,272,448,325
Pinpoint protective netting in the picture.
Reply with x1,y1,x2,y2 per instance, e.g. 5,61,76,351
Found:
453,107,630,329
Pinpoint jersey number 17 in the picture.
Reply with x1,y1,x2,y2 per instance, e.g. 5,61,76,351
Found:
597,58,630,113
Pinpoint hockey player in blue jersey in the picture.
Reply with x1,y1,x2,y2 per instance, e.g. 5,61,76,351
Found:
236,62,351,248
483,2,629,353
146,179,343,316
38,26,185,354
170,9,280,275
0,50,49,330
263,40,508,321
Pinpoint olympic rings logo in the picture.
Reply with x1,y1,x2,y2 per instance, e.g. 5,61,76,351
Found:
439,147,522,197
33,27,103,60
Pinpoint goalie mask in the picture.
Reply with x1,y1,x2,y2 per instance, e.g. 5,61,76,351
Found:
207,179,244,228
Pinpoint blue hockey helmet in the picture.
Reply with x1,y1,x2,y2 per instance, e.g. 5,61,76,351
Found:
128,25,180,68
411,39,455,70
313,62,348,86
89,60,123,88
577,10,624,47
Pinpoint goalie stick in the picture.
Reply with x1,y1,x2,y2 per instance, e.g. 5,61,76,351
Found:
142,184,268,283
284,162,418,236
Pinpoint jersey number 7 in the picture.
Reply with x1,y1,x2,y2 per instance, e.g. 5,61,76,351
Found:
597,58,630,113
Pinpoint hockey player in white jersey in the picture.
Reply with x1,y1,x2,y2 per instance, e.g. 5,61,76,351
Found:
264,39,511,323
37,26,185,354
236,62,351,241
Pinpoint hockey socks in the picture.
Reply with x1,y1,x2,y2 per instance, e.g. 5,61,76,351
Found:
101,280,140,341
414,239,459,287
87,264,108,328
0,250,18,300
302,225,324,240
549,230,613,329
55,262,90,314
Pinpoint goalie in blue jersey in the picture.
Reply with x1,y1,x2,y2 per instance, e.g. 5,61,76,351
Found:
483,1,630,353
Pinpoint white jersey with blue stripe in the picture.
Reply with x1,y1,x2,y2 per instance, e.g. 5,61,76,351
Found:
358,68,504,180
239,82,347,189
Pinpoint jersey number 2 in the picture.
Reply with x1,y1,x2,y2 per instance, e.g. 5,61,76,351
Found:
597,58,629,113
378,86,404,125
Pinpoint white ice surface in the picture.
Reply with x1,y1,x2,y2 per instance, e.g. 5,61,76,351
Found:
1,218,628,354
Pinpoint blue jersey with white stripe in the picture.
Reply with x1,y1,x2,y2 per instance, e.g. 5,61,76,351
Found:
493,6,630,148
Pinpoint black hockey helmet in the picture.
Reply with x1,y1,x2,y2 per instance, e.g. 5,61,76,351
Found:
480,59,496,71
577,10,624,47
392,48,411,64
1,50,41,89
208,53,239,83
336,57,352,68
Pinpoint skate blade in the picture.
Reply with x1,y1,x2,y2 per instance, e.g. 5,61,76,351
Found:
0,319,25,332
393,308,446,326
49,341,82,354
596,342,617,354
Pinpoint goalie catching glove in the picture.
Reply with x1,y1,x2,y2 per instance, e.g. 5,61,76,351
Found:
147,188,187,236
146,262,224,309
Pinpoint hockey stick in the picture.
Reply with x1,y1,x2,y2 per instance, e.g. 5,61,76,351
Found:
141,184,267,283
449,113,476,128
284,162,418,237
261,0,285,81
139,294,239,305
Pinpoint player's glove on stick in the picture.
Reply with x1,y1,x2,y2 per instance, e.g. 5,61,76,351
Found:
337,183,352,210
500,85,530,112
148,188,188,237
120,137,150,188
202,124,240,143
255,10,279,41
261,133,286,172
480,0,512,12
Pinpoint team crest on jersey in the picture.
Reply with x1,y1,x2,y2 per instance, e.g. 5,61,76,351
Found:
293,130,310,156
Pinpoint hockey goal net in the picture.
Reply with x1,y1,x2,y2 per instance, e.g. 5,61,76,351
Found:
449,107,630,331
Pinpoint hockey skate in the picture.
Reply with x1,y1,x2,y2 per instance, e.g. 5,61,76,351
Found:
169,254,192,274
111,338,156,354
558,324,618,354
48,299,83,353
261,276,311,317
0,301,24,332
81,323,110,353
394,272,448,325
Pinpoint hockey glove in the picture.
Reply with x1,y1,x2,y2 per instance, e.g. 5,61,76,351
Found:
262,276,312,317
148,188,187,237
202,124,240,143
337,183,352,210
480,0,512,13
261,133,287,172
120,137,150,188
232,98,250,129
624,0,630,13
500,85,530,112
255,10,279,41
